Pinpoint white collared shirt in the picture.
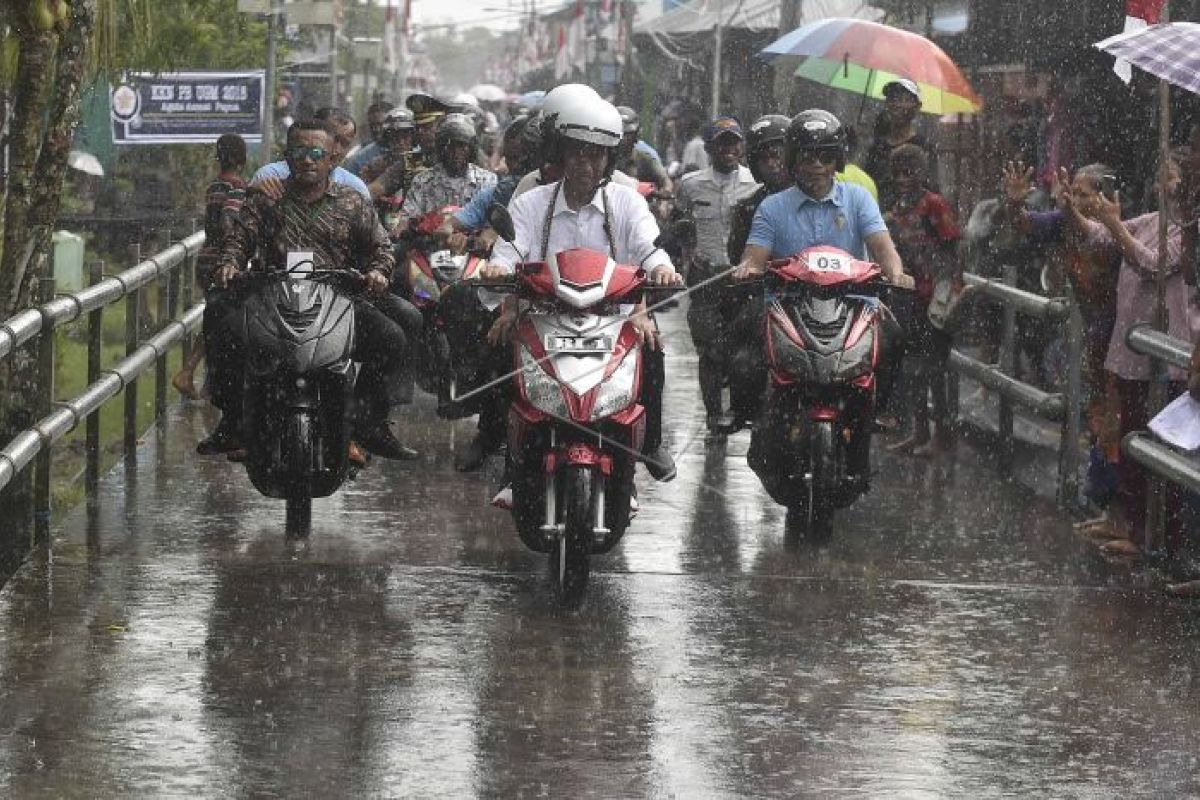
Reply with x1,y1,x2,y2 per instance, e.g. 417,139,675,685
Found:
491,180,672,273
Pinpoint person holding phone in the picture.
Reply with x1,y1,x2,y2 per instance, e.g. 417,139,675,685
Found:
1074,152,1193,551
1002,161,1124,512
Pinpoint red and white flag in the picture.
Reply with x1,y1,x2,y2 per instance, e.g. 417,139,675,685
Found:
1116,0,1166,82
554,24,569,80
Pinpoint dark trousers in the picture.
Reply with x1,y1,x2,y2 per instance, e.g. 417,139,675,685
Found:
439,283,509,445
900,308,949,429
1115,376,1187,545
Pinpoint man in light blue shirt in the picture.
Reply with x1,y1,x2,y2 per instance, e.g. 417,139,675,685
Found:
251,158,369,199
735,110,910,284
249,107,371,200
747,180,884,260
732,109,912,446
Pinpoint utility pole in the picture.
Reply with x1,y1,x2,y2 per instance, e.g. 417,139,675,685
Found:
711,0,724,116
330,27,339,106
261,0,279,163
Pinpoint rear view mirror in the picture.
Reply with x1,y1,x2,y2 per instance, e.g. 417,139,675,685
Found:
487,203,517,243
673,218,697,249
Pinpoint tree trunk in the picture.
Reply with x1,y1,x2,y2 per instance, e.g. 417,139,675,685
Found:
22,0,97,312
0,28,56,318
0,3,96,565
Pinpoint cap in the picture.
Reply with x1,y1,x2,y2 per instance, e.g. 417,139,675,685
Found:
703,116,744,144
882,79,921,102
405,93,452,126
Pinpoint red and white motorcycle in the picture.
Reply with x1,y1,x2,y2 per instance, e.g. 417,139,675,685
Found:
486,209,677,604
747,245,904,542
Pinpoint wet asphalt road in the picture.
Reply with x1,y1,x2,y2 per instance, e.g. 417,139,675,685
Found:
3,311,1200,798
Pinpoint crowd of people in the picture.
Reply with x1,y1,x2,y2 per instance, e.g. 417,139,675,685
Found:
174,76,1200,558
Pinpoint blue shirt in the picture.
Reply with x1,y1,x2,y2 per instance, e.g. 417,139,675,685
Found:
634,139,662,163
342,142,382,177
251,161,371,200
453,184,496,231
746,181,887,260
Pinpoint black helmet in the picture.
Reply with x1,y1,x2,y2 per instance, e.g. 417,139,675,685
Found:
747,114,789,153
745,114,789,182
785,109,847,172
380,107,415,135
435,112,478,159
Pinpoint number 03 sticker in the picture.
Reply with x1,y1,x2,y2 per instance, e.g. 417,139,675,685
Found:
809,253,849,272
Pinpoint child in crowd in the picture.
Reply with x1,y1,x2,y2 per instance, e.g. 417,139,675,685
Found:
884,144,962,456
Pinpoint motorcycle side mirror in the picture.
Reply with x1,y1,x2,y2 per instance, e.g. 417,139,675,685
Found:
487,203,517,243
673,218,697,249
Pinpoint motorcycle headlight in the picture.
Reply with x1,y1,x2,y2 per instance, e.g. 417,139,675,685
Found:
590,348,639,421
519,347,570,418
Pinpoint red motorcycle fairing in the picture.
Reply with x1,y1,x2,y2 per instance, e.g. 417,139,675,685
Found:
769,245,882,288
517,249,647,308
506,401,646,464
513,319,643,423
545,443,614,476
764,301,882,388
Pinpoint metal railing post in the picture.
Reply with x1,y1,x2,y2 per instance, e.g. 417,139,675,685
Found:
155,230,171,417
33,276,57,544
997,263,1017,474
1057,294,1084,507
182,219,198,362
86,260,104,505
123,243,142,470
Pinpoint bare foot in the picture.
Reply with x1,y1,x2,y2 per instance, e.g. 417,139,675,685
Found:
1165,580,1200,597
1074,517,1126,540
172,370,198,399
1099,538,1142,556
886,433,929,454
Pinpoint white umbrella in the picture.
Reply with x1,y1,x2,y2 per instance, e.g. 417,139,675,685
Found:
467,83,507,102
67,149,103,177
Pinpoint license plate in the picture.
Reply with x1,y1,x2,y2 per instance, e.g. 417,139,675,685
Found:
545,334,613,353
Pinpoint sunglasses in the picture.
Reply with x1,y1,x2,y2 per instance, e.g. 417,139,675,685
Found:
796,148,839,166
286,146,327,162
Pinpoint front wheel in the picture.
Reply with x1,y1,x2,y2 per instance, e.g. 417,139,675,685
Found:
785,421,836,545
283,412,314,539
549,466,593,605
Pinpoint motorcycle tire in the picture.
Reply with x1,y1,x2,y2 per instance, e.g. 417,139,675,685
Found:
785,421,836,545
549,465,592,606
283,411,314,539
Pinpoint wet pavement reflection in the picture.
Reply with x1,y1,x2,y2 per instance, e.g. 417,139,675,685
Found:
2,312,1200,796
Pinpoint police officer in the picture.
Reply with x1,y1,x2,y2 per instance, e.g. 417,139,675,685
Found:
672,115,760,432
405,93,452,173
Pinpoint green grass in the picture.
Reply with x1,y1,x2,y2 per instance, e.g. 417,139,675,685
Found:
45,283,194,512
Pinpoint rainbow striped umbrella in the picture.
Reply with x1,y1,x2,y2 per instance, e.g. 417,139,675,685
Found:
760,18,982,116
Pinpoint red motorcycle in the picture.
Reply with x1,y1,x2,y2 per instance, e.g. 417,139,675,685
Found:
747,245,903,542
487,210,678,603
394,206,488,402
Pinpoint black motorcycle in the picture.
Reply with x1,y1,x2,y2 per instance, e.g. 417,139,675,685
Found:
238,260,362,538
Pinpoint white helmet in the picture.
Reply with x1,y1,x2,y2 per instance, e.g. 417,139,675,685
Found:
540,83,601,124
552,96,623,149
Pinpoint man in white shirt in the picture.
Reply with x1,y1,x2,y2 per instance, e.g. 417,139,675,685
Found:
483,92,683,482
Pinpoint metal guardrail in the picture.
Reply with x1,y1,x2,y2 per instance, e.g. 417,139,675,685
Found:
1126,324,1191,371
1122,324,1200,551
0,230,206,542
946,265,1084,507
